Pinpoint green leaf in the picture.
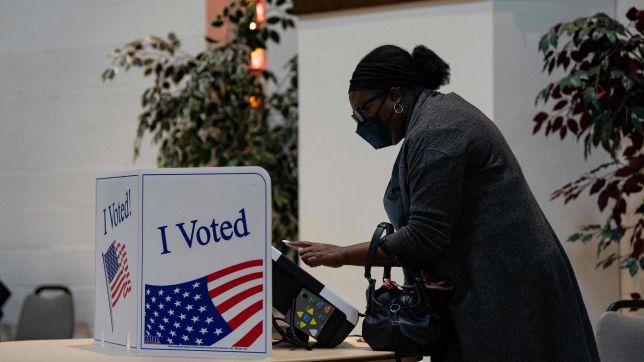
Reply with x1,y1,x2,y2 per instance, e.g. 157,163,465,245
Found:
567,233,582,242
269,30,280,43
606,31,617,43
549,32,559,48
582,234,593,243
629,262,639,277
539,35,550,53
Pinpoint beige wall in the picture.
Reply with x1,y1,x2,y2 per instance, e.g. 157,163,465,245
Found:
297,0,495,332
297,0,634,333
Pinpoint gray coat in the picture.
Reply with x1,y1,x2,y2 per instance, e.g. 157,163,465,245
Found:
380,89,600,361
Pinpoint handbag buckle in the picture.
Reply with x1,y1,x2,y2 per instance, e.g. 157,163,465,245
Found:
390,303,401,313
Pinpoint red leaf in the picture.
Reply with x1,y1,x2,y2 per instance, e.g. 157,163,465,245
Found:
595,91,606,100
533,122,543,134
597,190,609,211
533,112,548,123
572,100,584,115
615,166,634,177
560,126,567,139
631,292,642,300
562,57,571,70
567,119,579,135
606,180,620,198
590,178,605,195
580,113,591,130
630,132,643,150
626,7,638,21
553,100,568,111
552,86,562,99
552,116,563,131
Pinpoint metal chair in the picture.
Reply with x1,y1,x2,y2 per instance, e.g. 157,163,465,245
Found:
596,299,644,362
15,285,74,340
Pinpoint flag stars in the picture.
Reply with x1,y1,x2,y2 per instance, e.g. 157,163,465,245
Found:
195,338,203,345
159,325,165,331
167,338,173,344
183,292,190,298
158,289,164,296
156,332,161,337
169,330,176,337
168,309,175,316
186,326,194,332
205,317,213,324
151,296,156,303
162,317,169,324
193,294,201,301
149,318,155,324
174,300,181,307
145,303,150,309
153,311,159,317
214,328,223,336
191,316,199,323
173,322,180,329
147,324,151,330
182,335,189,342
158,303,164,310
173,287,180,294
186,304,193,311
146,289,151,295
198,306,207,313
165,295,171,302
192,282,199,289
179,314,186,320
199,327,207,335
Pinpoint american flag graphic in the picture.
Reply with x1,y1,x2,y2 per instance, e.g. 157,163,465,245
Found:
103,241,132,308
144,259,265,348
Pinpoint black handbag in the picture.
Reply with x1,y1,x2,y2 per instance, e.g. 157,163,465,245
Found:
362,222,454,359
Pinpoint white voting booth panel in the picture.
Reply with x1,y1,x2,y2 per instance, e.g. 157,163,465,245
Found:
94,167,272,359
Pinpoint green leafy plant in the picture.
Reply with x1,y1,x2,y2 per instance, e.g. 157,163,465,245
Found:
101,0,298,250
533,8,644,276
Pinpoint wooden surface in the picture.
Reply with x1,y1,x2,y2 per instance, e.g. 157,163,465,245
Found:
292,0,431,15
0,337,418,361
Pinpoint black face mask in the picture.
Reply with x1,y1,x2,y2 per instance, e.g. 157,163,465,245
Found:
354,96,394,149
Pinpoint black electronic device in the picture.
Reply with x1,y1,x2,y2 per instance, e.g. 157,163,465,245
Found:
272,247,358,348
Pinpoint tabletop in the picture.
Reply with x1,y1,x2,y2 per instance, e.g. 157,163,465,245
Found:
0,337,419,361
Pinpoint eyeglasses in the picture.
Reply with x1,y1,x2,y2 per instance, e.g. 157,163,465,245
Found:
351,91,388,124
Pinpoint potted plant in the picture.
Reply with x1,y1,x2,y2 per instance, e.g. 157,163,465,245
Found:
533,7,644,279
101,0,298,249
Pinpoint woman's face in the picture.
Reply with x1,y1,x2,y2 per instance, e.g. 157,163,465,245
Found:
348,88,407,146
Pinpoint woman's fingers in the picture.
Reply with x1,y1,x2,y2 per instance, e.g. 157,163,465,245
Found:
283,240,314,249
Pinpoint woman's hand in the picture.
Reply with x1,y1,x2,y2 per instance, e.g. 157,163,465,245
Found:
284,241,345,268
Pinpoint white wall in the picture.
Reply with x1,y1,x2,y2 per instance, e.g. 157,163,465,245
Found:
297,0,495,331
0,0,206,335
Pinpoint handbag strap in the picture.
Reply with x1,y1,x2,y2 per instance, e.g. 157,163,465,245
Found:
364,222,393,281
364,222,425,283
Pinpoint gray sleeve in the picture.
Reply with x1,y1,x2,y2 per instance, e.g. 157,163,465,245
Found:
380,138,465,267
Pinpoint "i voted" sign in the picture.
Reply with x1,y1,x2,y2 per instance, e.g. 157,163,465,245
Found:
95,167,272,359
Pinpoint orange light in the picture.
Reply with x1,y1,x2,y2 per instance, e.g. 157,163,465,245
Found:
249,95,263,109
255,0,266,23
250,48,266,71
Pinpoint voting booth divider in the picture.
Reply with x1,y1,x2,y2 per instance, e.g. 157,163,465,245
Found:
94,167,272,359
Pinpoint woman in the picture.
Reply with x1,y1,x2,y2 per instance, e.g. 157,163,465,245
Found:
286,45,599,361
